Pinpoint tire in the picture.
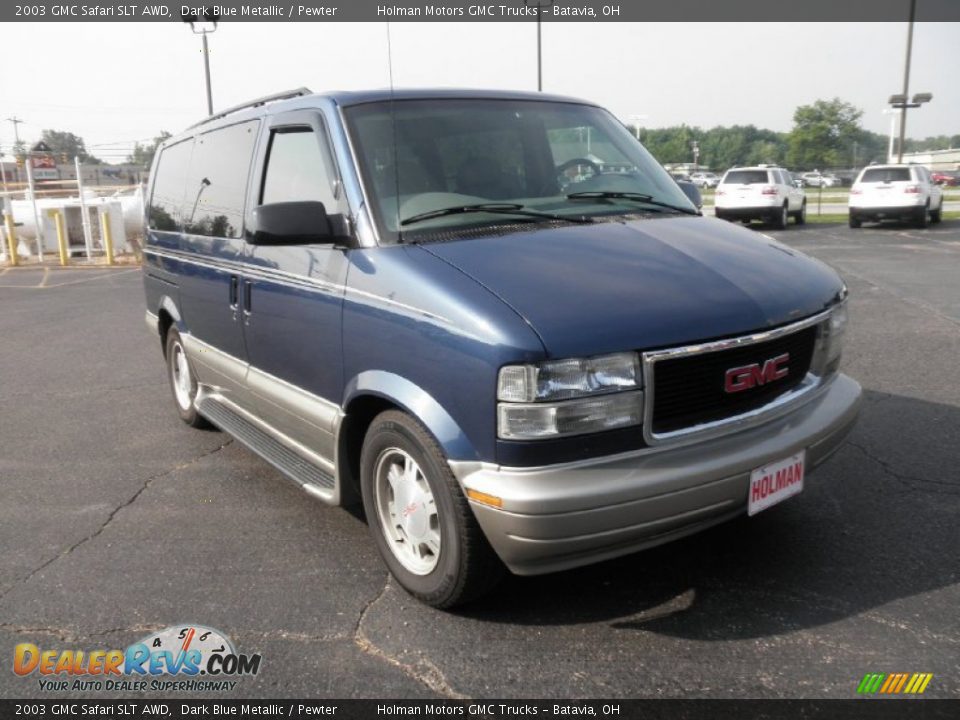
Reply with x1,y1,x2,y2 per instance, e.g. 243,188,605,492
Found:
930,203,942,224
794,201,807,225
165,327,210,428
848,212,861,229
772,203,788,230
360,410,504,609
714,210,725,222
915,204,929,229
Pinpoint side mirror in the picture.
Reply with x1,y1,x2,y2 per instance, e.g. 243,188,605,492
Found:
675,180,703,211
249,201,336,245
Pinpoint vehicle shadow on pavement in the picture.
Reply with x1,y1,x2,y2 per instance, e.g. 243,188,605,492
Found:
459,389,959,638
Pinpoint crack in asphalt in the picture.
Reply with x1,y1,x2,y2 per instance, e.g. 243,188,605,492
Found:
0,439,234,602
848,441,960,494
0,623,165,644
352,576,466,699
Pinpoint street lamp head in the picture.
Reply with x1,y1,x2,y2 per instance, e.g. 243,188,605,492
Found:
912,92,933,104
182,12,218,33
888,94,908,105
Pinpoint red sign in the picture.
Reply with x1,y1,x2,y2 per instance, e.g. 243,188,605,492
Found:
31,155,56,169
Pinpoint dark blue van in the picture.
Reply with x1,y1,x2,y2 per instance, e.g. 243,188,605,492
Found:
142,88,861,607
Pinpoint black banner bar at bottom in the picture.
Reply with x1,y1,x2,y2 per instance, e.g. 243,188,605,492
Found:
2,699,957,720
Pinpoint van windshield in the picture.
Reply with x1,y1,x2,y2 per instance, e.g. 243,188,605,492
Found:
343,98,695,243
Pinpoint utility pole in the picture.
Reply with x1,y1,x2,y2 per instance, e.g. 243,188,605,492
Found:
7,117,25,184
524,0,554,91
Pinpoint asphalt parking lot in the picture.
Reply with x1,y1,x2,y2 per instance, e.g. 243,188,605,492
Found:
1,220,958,700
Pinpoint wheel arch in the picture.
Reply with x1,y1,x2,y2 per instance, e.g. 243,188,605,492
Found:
338,371,481,505
155,295,183,358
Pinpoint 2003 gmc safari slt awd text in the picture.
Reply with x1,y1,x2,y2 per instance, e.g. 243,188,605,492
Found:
142,88,861,608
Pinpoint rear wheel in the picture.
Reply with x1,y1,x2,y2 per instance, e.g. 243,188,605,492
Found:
360,410,504,608
772,203,788,230
848,212,861,229
915,204,929,229
930,203,942,224
714,210,725,222
794,201,807,225
165,327,209,428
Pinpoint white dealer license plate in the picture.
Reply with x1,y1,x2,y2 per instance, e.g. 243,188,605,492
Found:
748,450,805,516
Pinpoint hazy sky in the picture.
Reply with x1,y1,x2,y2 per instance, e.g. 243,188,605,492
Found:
2,21,957,162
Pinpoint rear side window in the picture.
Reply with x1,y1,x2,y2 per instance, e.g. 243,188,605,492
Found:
723,170,769,185
860,168,911,183
148,139,194,231
184,120,259,238
261,127,340,210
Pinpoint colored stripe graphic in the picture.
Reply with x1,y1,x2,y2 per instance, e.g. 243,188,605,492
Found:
858,674,885,694
858,672,933,694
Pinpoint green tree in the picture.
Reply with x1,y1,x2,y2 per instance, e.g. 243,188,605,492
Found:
39,129,100,163
128,131,172,168
786,98,863,169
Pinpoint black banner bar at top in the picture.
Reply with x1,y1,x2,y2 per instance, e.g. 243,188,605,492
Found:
5,0,960,22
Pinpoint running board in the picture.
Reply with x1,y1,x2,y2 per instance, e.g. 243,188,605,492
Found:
196,395,337,503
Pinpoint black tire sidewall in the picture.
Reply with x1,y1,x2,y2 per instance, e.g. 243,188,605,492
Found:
360,414,463,603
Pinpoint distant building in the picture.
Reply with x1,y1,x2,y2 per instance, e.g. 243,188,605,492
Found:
899,148,960,171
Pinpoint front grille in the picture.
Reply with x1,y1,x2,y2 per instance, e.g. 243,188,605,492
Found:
649,325,818,435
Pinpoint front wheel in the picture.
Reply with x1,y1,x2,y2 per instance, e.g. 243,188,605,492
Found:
360,410,504,608
165,327,209,428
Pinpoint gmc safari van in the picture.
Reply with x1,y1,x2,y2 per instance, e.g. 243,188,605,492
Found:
143,88,861,608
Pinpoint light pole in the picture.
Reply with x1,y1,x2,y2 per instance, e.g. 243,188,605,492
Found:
889,0,932,163
524,0,554,91
182,13,219,115
889,92,932,163
629,114,648,142
881,108,899,163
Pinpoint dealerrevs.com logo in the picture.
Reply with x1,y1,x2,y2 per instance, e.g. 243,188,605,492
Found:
14,624,261,693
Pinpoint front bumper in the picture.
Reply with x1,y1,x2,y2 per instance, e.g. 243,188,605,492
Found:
450,373,861,576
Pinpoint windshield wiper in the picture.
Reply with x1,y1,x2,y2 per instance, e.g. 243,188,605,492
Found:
566,191,699,216
400,202,594,227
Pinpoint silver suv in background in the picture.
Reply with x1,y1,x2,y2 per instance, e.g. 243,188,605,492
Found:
848,164,943,228
715,166,807,229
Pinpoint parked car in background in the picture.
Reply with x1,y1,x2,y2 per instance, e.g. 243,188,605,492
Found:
690,171,720,188
142,88,859,608
801,172,839,188
670,172,692,183
849,164,943,228
931,170,960,187
675,179,703,209
715,165,807,228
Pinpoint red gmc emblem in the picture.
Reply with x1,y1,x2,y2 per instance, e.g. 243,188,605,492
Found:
724,352,790,393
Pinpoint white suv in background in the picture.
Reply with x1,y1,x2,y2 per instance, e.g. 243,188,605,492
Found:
848,164,943,228
715,166,807,229
691,171,720,188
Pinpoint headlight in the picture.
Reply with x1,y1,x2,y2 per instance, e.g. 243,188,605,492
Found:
498,352,640,402
811,300,848,377
497,353,643,440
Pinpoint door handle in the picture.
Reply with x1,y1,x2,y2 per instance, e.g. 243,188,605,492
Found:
229,275,239,307
243,280,253,317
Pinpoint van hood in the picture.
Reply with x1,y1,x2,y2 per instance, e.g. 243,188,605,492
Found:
420,216,844,358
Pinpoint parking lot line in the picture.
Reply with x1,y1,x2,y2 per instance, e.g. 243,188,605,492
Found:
0,267,139,290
